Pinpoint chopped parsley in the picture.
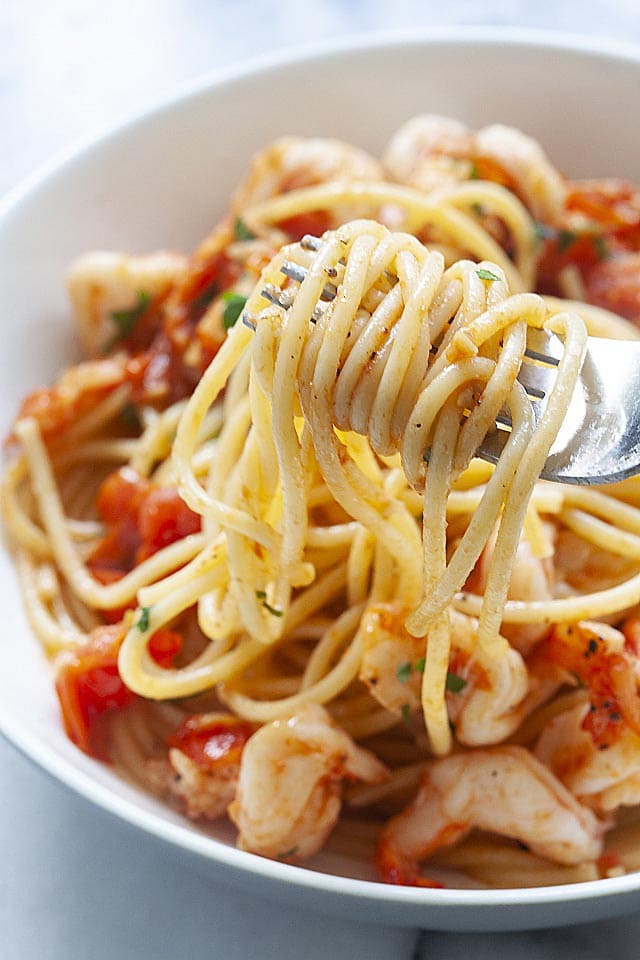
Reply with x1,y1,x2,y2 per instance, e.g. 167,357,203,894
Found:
256,590,283,617
277,845,299,859
222,291,247,330
234,217,255,241
476,268,501,282
401,703,412,724
104,290,150,351
414,656,426,674
396,661,412,684
592,234,610,261
137,606,151,632
557,229,578,253
445,671,467,694
120,402,141,431
469,161,480,180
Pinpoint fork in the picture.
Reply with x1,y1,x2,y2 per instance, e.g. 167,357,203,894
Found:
253,237,640,486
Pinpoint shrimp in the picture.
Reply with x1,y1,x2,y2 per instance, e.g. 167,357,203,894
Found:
383,114,474,194
535,702,640,814
228,703,388,861
554,528,640,598
535,619,640,812
231,136,384,238
359,604,532,746
16,251,188,438
67,250,187,357
375,745,605,886
383,114,567,223
474,124,567,224
16,353,129,440
540,621,640,748
152,713,256,821
468,526,556,654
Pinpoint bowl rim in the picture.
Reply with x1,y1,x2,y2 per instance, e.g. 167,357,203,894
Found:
2,24,640,919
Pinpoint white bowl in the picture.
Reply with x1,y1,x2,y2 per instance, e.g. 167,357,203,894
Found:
2,28,640,932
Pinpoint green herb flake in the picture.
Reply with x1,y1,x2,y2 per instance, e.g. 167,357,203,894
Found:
414,656,426,674
120,402,141,431
222,292,248,330
256,591,283,617
476,268,501,282
469,161,480,180
277,845,298,859
557,229,578,253
445,671,467,694
396,661,412,684
234,217,255,241
106,290,150,350
137,606,151,632
263,601,283,618
400,703,412,724
592,234,610,261
471,202,484,216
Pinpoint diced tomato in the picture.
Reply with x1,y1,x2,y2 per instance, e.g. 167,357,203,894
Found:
276,210,331,242
168,716,256,773
95,466,146,524
567,179,640,232
56,624,186,759
137,487,202,557
147,629,183,669
87,467,201,590
55,624,132,760
584,250,640,323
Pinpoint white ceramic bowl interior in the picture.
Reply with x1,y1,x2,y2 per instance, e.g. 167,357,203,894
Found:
2,29,640,931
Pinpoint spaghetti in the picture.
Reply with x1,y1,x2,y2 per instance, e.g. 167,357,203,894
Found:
6,115,640,888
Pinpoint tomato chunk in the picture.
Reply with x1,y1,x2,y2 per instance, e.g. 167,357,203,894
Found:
56,624,185,759
55,625,132,760
88,466,201,583
168,716,256,773
147,629,183,669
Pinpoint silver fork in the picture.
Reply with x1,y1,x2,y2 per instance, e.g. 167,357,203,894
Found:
253,237,640,486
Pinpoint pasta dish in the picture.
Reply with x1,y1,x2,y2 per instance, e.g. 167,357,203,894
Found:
6,114,640,888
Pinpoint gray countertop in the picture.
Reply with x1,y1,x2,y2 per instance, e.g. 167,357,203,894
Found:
3,2,640,957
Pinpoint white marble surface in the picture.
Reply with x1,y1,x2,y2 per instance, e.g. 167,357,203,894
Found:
3,2,640,958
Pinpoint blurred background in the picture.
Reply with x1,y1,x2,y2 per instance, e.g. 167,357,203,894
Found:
3,0,640,195
2,2,640,959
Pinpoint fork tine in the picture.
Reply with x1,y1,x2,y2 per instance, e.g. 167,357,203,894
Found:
300,234,323,251
523,328,563,366
515,358,553,402
280,261,337,301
